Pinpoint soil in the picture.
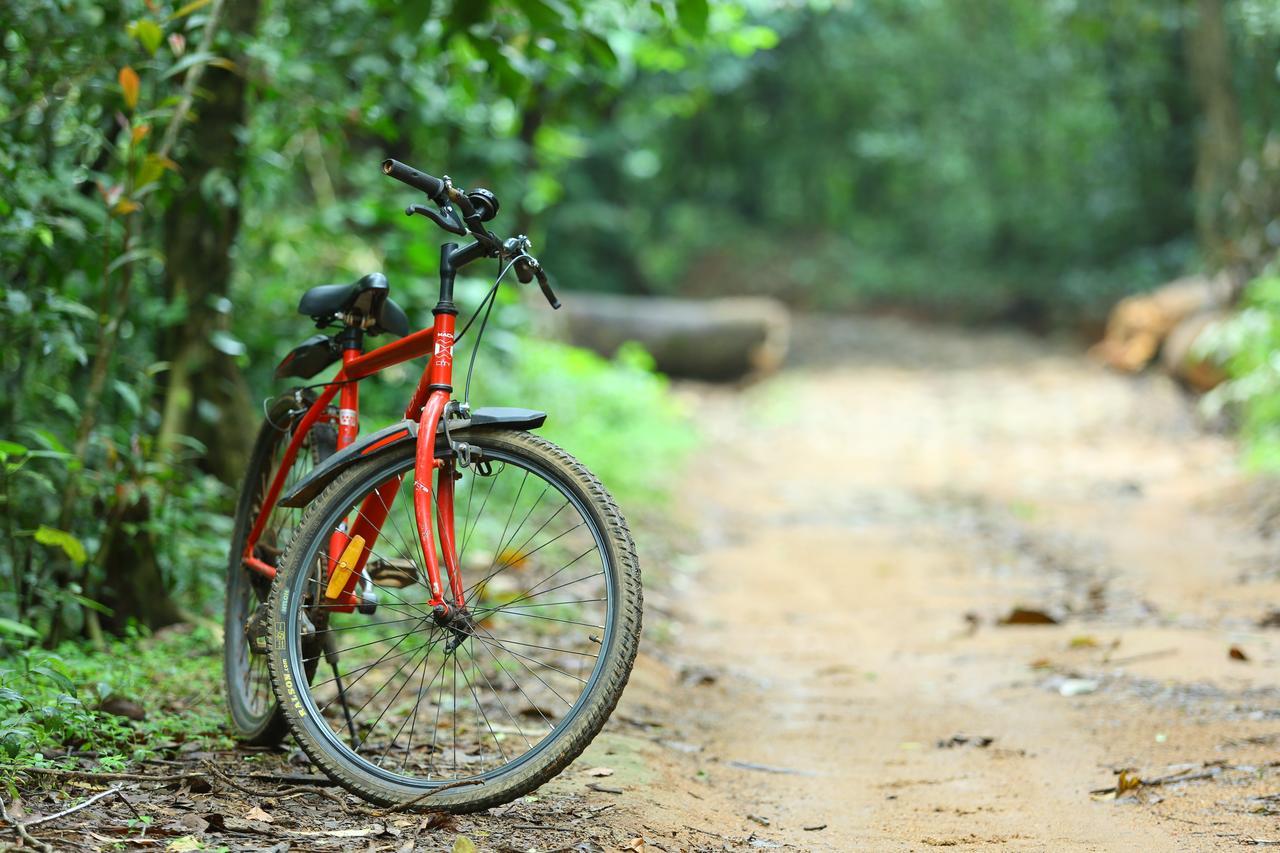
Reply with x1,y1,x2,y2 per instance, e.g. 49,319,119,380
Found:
10,315,1280,851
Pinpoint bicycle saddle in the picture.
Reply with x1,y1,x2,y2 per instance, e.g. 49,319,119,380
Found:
298,273,410,336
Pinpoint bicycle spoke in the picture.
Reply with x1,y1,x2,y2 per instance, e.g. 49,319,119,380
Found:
466,625,589,686
462,641,534,750
456,645,508,765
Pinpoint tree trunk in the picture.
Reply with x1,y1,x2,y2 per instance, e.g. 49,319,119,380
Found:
98,493,185,634
1185,0,1243,261
91,0,261,635
157,0,262,485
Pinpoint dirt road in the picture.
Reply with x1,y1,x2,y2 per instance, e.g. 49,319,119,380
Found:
551,315,1280,851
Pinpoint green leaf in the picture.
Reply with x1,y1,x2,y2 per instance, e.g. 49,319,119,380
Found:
169,0,213,21
162,51,217,79
67,594,112,616
27,429,70,455
107,247,162,276
676,0,709,38
397,0,434,31
0,619,38,640
452,838,478,853
135,154,170,190
0,441,27,462
33,526,87,566
131,19,164,55
113,380,141,416
31,665,75,695
520,0,570,30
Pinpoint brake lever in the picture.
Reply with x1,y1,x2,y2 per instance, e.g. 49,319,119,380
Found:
405,203,466,236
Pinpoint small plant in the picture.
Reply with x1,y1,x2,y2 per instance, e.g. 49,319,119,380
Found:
1202,269,1280,469
0,626,227,787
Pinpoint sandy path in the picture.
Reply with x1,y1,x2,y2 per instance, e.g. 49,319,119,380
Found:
576,316,1280,851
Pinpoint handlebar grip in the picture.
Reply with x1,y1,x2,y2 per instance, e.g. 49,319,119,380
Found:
382,159,445,199
535,269,562,310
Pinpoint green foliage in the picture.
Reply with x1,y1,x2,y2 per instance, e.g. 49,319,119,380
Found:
0,626,228,785
1204,269,1280,469
543,0,1276,324
474,337,696,504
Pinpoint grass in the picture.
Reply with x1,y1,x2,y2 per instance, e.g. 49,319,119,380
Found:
0,624,229,792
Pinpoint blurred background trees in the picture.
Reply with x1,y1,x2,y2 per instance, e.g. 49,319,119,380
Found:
1,0,1278,647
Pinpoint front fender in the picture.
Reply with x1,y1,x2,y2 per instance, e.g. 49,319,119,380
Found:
278,407,547,508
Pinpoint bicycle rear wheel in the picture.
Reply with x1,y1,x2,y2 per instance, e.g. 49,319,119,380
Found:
224,392,335,744
266,428,642,811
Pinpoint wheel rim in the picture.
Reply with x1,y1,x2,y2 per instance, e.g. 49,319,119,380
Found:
281,444,617,787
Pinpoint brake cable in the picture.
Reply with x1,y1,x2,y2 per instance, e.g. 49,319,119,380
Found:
457,253,523,407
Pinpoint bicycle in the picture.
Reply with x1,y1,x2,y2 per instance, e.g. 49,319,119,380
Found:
226,159,642,811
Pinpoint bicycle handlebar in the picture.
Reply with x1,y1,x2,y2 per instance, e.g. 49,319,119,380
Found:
382,158,562,309
382,159,445,199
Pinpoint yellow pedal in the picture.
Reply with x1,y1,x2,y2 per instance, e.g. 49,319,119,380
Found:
325,534,366,600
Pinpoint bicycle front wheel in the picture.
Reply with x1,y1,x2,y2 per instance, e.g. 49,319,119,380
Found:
266,428,642,811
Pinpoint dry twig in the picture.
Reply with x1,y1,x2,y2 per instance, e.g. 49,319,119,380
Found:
23,785,123,829
1,797,52,853
371,778,485,814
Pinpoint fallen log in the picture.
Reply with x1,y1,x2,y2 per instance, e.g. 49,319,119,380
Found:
1089,272,1237,373
1159,309,1230,392
549,292,790,382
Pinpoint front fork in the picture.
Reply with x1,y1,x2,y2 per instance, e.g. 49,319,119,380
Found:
412,389,467,616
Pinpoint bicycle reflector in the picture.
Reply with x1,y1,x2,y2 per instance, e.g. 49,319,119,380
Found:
325,535,367,600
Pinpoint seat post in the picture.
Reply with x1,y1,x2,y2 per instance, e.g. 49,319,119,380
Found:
335,325,364,449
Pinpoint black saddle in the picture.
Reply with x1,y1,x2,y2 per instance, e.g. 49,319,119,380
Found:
298,273,410,337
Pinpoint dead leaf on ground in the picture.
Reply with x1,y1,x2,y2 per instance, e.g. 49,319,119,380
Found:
243,805,274,823
660,739,702,753
587,782,624,794
1115,770,1143,797
999,607,1058,626
1258,611,1280,629
170,813,209,833
747,814,770,826
622,838,646,851
453,837,479,853
679,665,718,686
1057,677,1099,697
1230,645,1250,662
422,811,457,831
583,766,614,777
101,696,146,720
937,735,994,749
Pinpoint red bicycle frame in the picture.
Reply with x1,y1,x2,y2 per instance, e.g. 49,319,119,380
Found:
242,240,480,617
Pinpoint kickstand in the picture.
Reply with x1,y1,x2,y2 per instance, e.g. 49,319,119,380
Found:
323,632,359,749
